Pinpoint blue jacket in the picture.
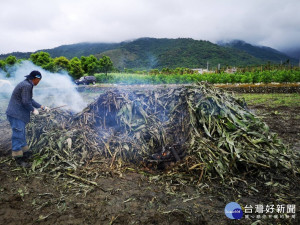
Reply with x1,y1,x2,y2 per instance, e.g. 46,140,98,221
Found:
6,79,41,123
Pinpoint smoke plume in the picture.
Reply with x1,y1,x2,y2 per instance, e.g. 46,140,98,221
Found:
0,61,86,113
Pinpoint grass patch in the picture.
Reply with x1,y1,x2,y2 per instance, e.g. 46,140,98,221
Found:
237,93,300,107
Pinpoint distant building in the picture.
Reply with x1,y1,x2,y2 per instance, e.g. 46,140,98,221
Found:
191,68,214,74
191,68,203,74
225,67,237,74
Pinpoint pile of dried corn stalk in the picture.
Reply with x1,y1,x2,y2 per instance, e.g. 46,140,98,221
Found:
26,82,299,181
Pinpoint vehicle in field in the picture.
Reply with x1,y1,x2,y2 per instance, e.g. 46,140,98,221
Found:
75,76,96,85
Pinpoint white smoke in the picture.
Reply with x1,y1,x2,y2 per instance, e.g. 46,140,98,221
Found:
0,61,86,113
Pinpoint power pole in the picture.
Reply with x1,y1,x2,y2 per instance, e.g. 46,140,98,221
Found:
207,61,209,71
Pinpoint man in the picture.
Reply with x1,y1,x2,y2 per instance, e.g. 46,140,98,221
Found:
6,70,50,165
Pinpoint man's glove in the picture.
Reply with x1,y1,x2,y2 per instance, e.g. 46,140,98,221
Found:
33,108,39,115
44,106,51,112
42,106,51,112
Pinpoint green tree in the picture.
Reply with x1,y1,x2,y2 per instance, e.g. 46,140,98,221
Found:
81,55,99,75
87,62,98,75
69,57,84,79
0,60,6,70
5,55,17,65
42,61,56,72
149,69,160,75
161,67,172,75
80,56,88,73
99,56,113,75
53,56,70,72
30,52,53,69
174,67,184,75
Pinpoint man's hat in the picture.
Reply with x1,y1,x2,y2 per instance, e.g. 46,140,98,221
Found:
25,70,42,79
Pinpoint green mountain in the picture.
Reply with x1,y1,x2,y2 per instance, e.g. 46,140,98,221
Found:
1,38,297,70
0,51,32,60
218,40,297,64
96,38,264,70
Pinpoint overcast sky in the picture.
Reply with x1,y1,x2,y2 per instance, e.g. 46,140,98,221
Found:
0,0,300,54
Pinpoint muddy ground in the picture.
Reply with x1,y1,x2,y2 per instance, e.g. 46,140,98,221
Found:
0,91,299,225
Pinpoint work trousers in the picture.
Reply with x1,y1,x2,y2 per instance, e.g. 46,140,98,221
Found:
7,115,27,151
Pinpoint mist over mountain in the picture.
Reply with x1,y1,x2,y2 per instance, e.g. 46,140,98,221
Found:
0,42,120,60
218,40,297,64
0,38,298,70
282,47,300,60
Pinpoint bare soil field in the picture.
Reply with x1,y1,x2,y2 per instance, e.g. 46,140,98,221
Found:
0,86,299,225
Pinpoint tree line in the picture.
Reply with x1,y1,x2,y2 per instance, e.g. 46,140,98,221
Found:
0,52,113,79
1,52,299,84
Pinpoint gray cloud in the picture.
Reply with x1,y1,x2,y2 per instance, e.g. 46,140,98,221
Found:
0,0,300,54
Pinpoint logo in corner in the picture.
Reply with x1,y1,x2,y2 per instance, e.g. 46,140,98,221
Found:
225,202,243,219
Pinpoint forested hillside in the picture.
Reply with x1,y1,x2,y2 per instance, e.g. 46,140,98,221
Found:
96,38,262,70
1,38,297,70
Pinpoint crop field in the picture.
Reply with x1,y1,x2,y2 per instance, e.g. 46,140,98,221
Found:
0,84,299,224
93,70,300,84
237,93,300,107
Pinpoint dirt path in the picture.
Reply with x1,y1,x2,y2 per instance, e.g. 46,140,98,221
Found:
0,105,299,224
249,105,300,151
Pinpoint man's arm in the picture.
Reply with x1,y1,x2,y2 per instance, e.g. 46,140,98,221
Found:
32,99,42,109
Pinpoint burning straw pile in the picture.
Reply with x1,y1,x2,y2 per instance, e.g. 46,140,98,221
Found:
26,82,299,181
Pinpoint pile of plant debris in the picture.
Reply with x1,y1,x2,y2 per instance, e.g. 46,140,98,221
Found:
26,82,299,182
